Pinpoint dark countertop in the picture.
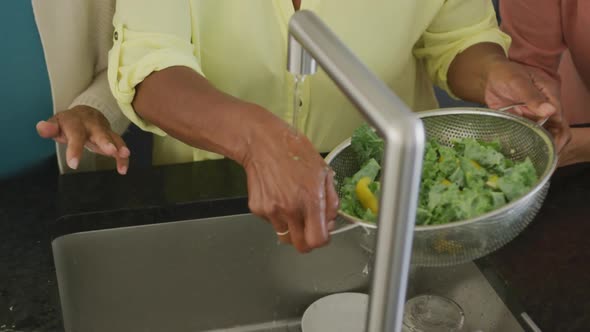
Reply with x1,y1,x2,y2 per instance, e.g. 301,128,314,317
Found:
1,158,61,331
1,156,589,332
485,163,590,331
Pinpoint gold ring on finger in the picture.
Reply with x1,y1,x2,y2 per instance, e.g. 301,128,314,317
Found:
276,229,290,236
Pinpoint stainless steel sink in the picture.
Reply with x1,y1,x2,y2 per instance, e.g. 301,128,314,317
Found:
52,214,525,332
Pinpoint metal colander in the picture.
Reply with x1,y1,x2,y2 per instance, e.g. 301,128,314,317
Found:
325,108,557,267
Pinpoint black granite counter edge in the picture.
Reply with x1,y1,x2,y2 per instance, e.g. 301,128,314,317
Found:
51,197,250,241
53,158,250,236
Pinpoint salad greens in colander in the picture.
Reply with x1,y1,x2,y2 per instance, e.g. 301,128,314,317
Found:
340,124,538,225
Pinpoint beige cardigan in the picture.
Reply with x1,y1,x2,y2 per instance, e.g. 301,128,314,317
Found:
32,0,129,174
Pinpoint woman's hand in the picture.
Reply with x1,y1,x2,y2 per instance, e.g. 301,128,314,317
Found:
242,120,339,253
36,105,130,174
448,43,571,152
483,60,571,152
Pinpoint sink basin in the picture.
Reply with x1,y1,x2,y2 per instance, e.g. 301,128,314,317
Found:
52,214,527,331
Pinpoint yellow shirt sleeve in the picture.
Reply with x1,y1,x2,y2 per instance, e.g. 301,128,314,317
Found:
107,0,203,136
413,0,512,99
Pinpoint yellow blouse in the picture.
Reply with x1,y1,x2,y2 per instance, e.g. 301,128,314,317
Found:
108,0,510,165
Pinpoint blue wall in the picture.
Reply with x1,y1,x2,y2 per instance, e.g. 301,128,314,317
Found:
0,1,55,178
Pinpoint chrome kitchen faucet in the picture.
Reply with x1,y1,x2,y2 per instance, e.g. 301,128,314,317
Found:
287,10,425,332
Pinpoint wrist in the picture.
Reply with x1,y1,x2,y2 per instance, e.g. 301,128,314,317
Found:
228,103,289,167
448,42,508,103
479,53,510,91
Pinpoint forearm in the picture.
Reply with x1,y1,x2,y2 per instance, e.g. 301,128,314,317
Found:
447,43,508,104
132,66,286,164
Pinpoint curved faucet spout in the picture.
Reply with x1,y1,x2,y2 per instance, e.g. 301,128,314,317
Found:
287,10,425,332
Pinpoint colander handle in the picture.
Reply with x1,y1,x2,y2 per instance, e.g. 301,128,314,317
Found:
496,103,549,127
329,222,360,235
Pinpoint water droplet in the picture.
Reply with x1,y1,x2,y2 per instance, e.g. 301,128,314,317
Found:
292,74,306,132
362,264,370,275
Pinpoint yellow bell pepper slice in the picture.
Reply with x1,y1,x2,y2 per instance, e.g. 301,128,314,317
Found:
470,160,482,170
486,174,499,189
355,177,379,214
441,179,452,186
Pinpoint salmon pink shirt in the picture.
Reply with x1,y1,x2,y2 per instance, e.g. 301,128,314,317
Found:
501,0,590,125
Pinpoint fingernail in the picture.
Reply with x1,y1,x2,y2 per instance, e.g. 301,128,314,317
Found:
36,121,48,131
120,147,130,158
68,158,79,170
119,166,128,175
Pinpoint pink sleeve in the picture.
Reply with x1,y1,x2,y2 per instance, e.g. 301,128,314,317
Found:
500,0,566,78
